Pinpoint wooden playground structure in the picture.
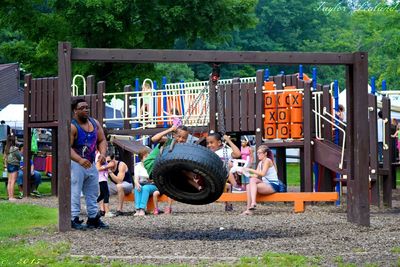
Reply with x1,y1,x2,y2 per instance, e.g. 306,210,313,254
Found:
21,42,397,231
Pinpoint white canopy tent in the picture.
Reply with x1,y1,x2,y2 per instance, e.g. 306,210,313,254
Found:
0,104,24,129
339,86,400,120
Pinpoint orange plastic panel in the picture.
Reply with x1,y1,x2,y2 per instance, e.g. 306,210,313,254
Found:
264,108,277,124
290,107,303,123
264,123,277,139
277,92,290,108
277,123,290,139
290,123,303,139
264,92,276,108
277,108,290,123
290,91,303,108
264,81,275,91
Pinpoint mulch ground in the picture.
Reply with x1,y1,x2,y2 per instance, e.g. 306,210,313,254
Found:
14,188,400,266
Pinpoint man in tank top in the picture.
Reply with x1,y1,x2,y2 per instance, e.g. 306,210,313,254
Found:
106,154,134,216
70,98,108,230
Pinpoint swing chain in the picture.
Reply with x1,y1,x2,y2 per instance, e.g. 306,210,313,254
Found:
213,63,226,136
216,83,226,136
213,64,229,168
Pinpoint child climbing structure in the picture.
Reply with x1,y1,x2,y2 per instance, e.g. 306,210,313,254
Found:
51,43,370,231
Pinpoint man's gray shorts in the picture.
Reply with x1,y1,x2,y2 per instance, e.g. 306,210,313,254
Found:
108,181,133,195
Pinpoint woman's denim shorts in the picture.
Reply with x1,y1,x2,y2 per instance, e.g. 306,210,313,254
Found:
7,164,20,173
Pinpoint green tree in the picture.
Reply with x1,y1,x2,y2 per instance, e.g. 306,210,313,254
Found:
184,0,337,80
0,0,257,90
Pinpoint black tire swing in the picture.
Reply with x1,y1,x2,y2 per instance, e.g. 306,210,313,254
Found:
152,142,228,205
152,63,227,205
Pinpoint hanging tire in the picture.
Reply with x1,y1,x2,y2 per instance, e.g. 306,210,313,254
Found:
152,143,228,205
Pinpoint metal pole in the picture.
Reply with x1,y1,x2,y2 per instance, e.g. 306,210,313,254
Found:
162,76,168,128
371,76,376,95
264,68,269,81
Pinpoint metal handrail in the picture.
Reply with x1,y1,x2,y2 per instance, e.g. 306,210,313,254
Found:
311,107,347,169
383,118,389,150
71,75,86,96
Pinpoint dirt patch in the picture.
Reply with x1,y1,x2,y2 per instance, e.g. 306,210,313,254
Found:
15,189,400,266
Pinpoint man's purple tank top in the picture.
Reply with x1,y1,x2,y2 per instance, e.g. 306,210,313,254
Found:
72,117,97,163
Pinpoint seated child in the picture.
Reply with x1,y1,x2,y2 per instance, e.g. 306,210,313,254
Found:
143,124,189,214
96,152,114,217
134,148,160,216
206,132,242,211
241,145,283,216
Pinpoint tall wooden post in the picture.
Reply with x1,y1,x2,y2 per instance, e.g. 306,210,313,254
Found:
303,81,313,192
382,97,392,207
23,75,32,197
368,94,379,206
346,52,370,226
57,42,72,232
97,81,105,128
320,85,335,192
255,70,264,147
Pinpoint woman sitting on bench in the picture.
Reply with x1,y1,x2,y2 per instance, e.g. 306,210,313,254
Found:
17,144,42,198
241,144,280,215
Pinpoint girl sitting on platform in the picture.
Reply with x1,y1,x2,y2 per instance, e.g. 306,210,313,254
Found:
241,144,281,215
134,148,160,216
206,132,241,211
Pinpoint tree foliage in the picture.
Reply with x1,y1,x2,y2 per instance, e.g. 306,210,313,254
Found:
0,0,399,90
0,0,257,90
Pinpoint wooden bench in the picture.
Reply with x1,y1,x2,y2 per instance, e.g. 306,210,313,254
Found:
124,192,339,213
1,174,52,188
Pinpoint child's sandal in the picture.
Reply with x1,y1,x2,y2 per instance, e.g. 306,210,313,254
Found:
164,207,172,214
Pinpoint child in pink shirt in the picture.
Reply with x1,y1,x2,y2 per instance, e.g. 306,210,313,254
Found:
96,152,114,217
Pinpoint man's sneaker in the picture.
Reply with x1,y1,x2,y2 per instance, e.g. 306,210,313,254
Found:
98,210,105,217
86,216,109,229
71,217,87,231
30,190,41,197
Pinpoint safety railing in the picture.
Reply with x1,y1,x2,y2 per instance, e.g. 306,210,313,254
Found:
101,76,256,129
103,87,209,128
313,105,347,170
377,91,397,151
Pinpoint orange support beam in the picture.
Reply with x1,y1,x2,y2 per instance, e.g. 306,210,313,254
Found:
124,193,171,211
124,192,338,213
217,192,338,213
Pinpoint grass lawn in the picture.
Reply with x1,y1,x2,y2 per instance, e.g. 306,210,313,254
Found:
0,154,52,199
0,176,52,199
0,203,57,240
0,202,322,267
286,162,400,187
0,155,397,266
286,163,300,186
